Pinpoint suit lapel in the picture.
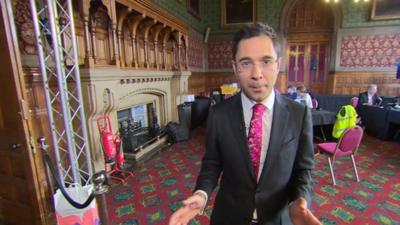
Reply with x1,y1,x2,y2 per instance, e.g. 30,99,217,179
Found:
228,94,255,178
258,94,289,183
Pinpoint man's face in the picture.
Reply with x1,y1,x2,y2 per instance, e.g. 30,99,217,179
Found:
232,35,280,103
368,86,377,95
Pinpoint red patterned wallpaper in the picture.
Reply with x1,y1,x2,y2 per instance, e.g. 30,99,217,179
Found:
188,36,203,69
208,40,232,69
14,0,37,55
340,34,400,68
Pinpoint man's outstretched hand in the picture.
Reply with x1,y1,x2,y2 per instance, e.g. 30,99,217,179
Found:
169,194,205,225
289,197,322,225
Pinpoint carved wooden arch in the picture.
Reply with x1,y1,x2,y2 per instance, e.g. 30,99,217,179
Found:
151,23,166,42
139,18,158,67
181,34,189,69
158,27,172,69
123,14,146,68
89,0,111,28
100,0,112,15
141,18,158,39
76,0,90,19
161,27,173,46
128,14,146,35
117,8,132,34
149,23,166,69
169,30,182,70
171,30,181,44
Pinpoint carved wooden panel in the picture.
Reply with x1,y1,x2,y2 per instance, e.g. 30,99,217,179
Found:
70,0,189,70
288,0,333,33
188,72,236,96
285,0,334,95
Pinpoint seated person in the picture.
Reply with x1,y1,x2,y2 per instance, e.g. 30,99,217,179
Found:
307,88,315,100
285,85,297,100
295,85,313,108
357,84,383,106
393,96,400,109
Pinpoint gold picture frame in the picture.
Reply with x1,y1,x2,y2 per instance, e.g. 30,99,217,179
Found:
221,0,256,27
371,0,400,20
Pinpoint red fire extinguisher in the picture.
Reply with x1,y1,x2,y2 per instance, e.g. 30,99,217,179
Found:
97,115,116,163
114,131,125,169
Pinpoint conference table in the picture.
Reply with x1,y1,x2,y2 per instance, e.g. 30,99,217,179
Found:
357,105,400,141
315,94,397,113
311,109,336,141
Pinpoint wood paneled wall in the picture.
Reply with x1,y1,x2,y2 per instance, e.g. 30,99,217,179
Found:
331,72,400,96
188,71,400,97
188,72,236,96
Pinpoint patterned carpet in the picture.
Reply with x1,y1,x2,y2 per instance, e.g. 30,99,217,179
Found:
107,128,400,225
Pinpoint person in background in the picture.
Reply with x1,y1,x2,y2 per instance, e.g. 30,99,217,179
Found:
357,84,382,106
169,22,320,225
295,85,313,109
392,96,400,109
286,85,298,100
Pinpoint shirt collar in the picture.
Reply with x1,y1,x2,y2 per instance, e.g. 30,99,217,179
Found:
241,90,275,111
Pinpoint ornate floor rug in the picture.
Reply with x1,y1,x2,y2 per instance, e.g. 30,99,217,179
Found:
107,128,400,225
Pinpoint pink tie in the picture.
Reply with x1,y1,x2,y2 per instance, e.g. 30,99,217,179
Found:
248,103,266,178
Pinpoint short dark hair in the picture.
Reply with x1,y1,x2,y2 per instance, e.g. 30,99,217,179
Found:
232,22,279,60
297,85,308,93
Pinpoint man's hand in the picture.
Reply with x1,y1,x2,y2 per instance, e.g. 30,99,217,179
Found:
169,194,206,225
289,197,322,225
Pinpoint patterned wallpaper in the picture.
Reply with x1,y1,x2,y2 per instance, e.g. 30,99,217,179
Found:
208,40,232,69
340,34,400,68
188,36,204,69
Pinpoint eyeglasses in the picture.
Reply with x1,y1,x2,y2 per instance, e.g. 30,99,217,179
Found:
236,58,278,74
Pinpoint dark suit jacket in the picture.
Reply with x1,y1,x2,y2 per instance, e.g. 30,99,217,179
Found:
195,93,314,225
357,91,382,106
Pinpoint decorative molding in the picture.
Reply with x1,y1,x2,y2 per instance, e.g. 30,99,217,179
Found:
119,88,167,102
116,0,189,33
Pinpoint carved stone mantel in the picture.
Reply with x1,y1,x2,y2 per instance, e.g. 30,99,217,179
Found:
80,68,191,170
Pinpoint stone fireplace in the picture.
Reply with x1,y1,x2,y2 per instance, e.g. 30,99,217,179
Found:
81,68,190,171
117,102,161,154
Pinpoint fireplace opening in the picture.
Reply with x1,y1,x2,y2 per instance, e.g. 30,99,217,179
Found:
117,102,161,153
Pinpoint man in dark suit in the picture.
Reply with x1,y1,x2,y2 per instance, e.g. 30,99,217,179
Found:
169,23,320,225
357,84,382,106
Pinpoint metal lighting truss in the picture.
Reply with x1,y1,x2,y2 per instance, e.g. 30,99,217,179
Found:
29,0,93,187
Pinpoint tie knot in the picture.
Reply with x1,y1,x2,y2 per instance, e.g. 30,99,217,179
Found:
253,103,266,113
253,103,266,116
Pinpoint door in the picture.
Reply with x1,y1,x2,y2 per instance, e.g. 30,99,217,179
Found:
0,2,48,224
284,0,334,94
286,42,330,94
